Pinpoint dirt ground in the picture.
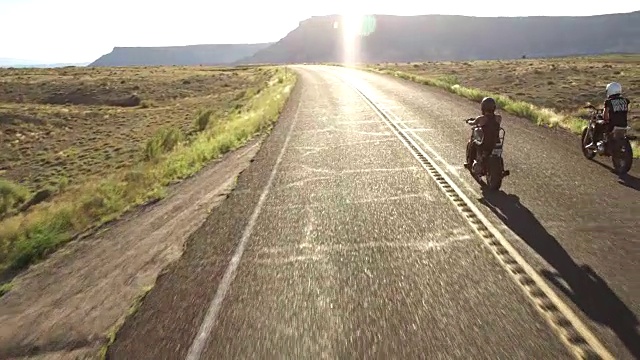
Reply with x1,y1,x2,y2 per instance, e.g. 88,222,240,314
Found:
377,54,640,132
0,66,271,194
0,138,263,359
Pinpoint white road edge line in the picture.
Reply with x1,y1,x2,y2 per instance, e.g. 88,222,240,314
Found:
326,67,614,360
184,90,303,360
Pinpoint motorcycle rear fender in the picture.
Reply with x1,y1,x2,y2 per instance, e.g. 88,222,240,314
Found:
487,155,509,176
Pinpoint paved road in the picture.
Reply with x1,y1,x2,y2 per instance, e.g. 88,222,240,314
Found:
323,65,640,359
108,66,639,359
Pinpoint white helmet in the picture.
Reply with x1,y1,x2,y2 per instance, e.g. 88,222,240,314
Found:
606,82,622,97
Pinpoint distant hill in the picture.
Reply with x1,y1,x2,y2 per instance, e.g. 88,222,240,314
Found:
0,58,89,68
238,11,640,64
89,43,273,67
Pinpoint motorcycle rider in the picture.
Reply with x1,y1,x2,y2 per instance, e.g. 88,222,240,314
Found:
464,97,502,169
585,82,630,150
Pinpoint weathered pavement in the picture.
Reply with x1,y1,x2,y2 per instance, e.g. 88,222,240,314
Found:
108,66,638,359
321,65,640,360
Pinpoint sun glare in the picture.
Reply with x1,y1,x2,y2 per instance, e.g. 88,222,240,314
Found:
335,11,377,65
341,13,364,41
338,12,365,65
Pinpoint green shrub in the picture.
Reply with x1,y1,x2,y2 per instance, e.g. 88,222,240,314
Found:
194,109,214,132
0,179,30,219
144,127,184,161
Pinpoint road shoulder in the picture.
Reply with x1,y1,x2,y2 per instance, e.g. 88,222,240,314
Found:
0,136,264,360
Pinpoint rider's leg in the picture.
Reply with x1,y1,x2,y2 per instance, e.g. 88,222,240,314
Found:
605,121,614,140
586,122,603,149
478,142,493,166
464,140,476,168
602,121,617,153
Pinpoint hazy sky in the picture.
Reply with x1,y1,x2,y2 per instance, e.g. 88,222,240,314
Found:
0,0,638,63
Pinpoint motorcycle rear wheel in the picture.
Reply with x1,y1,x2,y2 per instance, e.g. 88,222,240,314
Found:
612,139,633,175
486,157,504,191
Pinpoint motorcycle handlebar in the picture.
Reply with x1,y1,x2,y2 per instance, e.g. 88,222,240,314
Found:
582,104,604,115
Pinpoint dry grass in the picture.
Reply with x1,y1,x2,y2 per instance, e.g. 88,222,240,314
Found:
0,66,270,195
374,54,640,132
356,54,640,156
0,65,296,275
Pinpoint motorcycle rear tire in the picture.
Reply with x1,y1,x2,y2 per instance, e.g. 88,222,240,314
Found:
486,157,504,191
612,139,633,175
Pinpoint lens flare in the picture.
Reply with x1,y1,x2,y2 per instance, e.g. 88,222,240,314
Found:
337,13,376,65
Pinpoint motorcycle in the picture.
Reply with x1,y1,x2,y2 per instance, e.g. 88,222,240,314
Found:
580,103,635,174
464,119,510,190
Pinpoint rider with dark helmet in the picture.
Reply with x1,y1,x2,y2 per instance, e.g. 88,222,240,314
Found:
464,97,502,168
585,82,630,150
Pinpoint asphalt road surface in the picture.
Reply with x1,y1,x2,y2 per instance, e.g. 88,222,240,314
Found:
108,65,640,359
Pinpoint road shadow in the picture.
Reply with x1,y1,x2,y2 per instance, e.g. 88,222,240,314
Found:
616,173,640,191
479,189,640,358
589,158,640,191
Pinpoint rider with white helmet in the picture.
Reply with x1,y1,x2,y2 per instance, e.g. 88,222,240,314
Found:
585,82,630,150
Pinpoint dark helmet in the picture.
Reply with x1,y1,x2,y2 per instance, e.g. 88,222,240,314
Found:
481,97,497,114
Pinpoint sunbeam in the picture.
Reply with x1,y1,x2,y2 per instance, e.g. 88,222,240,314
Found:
335,12,377,65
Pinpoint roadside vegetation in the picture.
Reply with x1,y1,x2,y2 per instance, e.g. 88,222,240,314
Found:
350,54,640,156
0,65,296,278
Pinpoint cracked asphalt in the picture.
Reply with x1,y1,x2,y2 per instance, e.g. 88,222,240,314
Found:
107,66,639,359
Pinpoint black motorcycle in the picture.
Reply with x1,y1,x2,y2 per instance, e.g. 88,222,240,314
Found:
580,103,635,174
464,119,510,190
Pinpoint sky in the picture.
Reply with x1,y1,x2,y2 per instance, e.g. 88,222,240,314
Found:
0,0,638,63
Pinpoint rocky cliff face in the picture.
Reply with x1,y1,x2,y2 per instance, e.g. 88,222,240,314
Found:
89,43,273,67
239,11,640,64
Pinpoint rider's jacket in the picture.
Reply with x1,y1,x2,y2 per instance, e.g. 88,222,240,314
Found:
604,94,630,127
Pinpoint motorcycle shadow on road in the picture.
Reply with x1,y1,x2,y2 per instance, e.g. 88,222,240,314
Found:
588,159,640,191
479,189,640,358
617,173,640,191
